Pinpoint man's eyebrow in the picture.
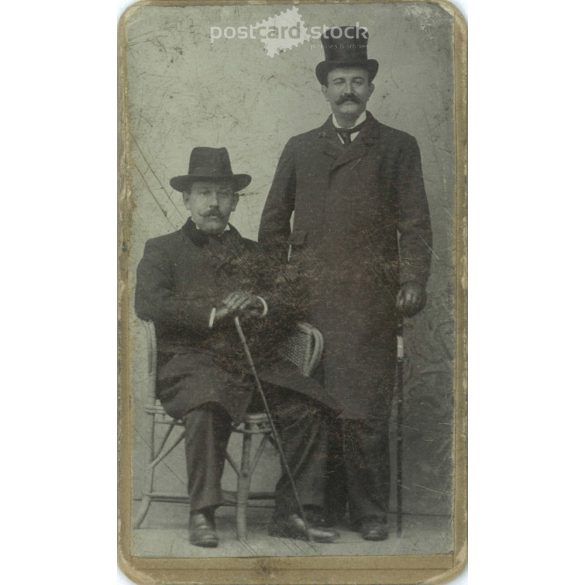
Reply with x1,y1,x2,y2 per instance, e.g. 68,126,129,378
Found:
331,75,365,83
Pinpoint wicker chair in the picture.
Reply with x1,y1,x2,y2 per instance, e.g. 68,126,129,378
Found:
133,320,324,540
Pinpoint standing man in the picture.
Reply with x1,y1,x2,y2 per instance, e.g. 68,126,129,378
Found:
258,27,432,541
136,147,340,547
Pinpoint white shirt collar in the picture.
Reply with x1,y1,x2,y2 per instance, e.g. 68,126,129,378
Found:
332,110,367,130
194,223,231,233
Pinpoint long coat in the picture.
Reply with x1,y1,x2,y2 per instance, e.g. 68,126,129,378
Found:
258,112,432,420
135,220,338,422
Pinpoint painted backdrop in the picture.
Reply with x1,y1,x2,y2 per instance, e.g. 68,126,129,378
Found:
124,1,456,530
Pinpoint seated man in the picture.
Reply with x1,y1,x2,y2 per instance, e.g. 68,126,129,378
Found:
135,147,339,547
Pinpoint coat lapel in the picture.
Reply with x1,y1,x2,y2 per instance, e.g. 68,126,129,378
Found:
318,112,381,173
181,219,248,272
206,226,249,273
318,116,345,161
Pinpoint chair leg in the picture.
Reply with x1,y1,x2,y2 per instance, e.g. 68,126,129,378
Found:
236,431,253,541
134,494,152,529
135,412,161,529
134,454,156,528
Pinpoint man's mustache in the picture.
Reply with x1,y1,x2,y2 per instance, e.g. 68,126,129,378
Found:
202,210,225,218
336,94,362,105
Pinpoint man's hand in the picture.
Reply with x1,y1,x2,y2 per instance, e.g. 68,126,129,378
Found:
396,282,427,317
215,291,263,322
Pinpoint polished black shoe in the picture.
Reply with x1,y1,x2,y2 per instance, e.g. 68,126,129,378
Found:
305,508,336,528
189,509,219,548
269,513,340,543
359,517,389,541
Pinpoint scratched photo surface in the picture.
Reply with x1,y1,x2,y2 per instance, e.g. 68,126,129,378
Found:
124,1,456,558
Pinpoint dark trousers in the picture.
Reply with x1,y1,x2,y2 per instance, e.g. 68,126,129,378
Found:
324,416,390,525
183,387,329,516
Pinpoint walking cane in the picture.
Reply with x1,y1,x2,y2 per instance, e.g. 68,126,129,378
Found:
234,316,314,542
396,319,405,537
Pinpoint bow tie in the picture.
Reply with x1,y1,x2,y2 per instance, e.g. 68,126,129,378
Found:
335,119,367,145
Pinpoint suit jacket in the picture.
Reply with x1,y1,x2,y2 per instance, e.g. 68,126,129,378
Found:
135,219,338,421
258,112,432,420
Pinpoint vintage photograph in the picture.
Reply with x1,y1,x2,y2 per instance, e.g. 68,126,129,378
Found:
118,0,466,581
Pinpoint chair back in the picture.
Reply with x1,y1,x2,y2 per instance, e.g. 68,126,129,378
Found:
277,322,324,376
139,319,158,405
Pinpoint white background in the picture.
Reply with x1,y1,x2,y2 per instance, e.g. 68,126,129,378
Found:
1,1,584,584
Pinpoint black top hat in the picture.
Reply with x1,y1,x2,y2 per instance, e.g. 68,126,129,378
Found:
169,147,252,193
315,26,379,85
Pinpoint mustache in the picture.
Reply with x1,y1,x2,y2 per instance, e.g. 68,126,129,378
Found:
202,210,225,218
336,94,362,105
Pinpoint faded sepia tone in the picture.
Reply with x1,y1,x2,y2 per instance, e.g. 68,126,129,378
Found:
118,0,466,583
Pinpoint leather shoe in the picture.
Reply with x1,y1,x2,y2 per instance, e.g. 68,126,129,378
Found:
189,509,219,548
305,507,336,528
359,517,389,541
269,513,339,543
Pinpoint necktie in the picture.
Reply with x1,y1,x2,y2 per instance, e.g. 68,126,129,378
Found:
335,119,367,145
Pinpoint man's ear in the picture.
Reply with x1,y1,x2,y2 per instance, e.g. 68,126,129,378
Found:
321,84,329,100
231,193,240,211
368,82,375,97
182,191,190,207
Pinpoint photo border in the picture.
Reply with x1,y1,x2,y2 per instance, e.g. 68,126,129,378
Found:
117,1,467,582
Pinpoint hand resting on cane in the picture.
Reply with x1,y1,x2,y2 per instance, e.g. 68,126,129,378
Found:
214,290,266,323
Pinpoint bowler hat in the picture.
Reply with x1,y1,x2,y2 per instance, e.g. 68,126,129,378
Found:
169,147,252,193
315,26,379,85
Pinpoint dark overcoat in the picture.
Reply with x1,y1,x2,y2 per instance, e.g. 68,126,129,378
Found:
135,220,339,422
258,112,432,420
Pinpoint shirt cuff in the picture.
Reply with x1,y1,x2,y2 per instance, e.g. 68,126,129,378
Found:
209,307,217,328
256,296,268,317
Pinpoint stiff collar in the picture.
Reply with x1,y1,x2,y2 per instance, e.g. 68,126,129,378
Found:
182,218,238,247
331,110,367,130
319,111,378,140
